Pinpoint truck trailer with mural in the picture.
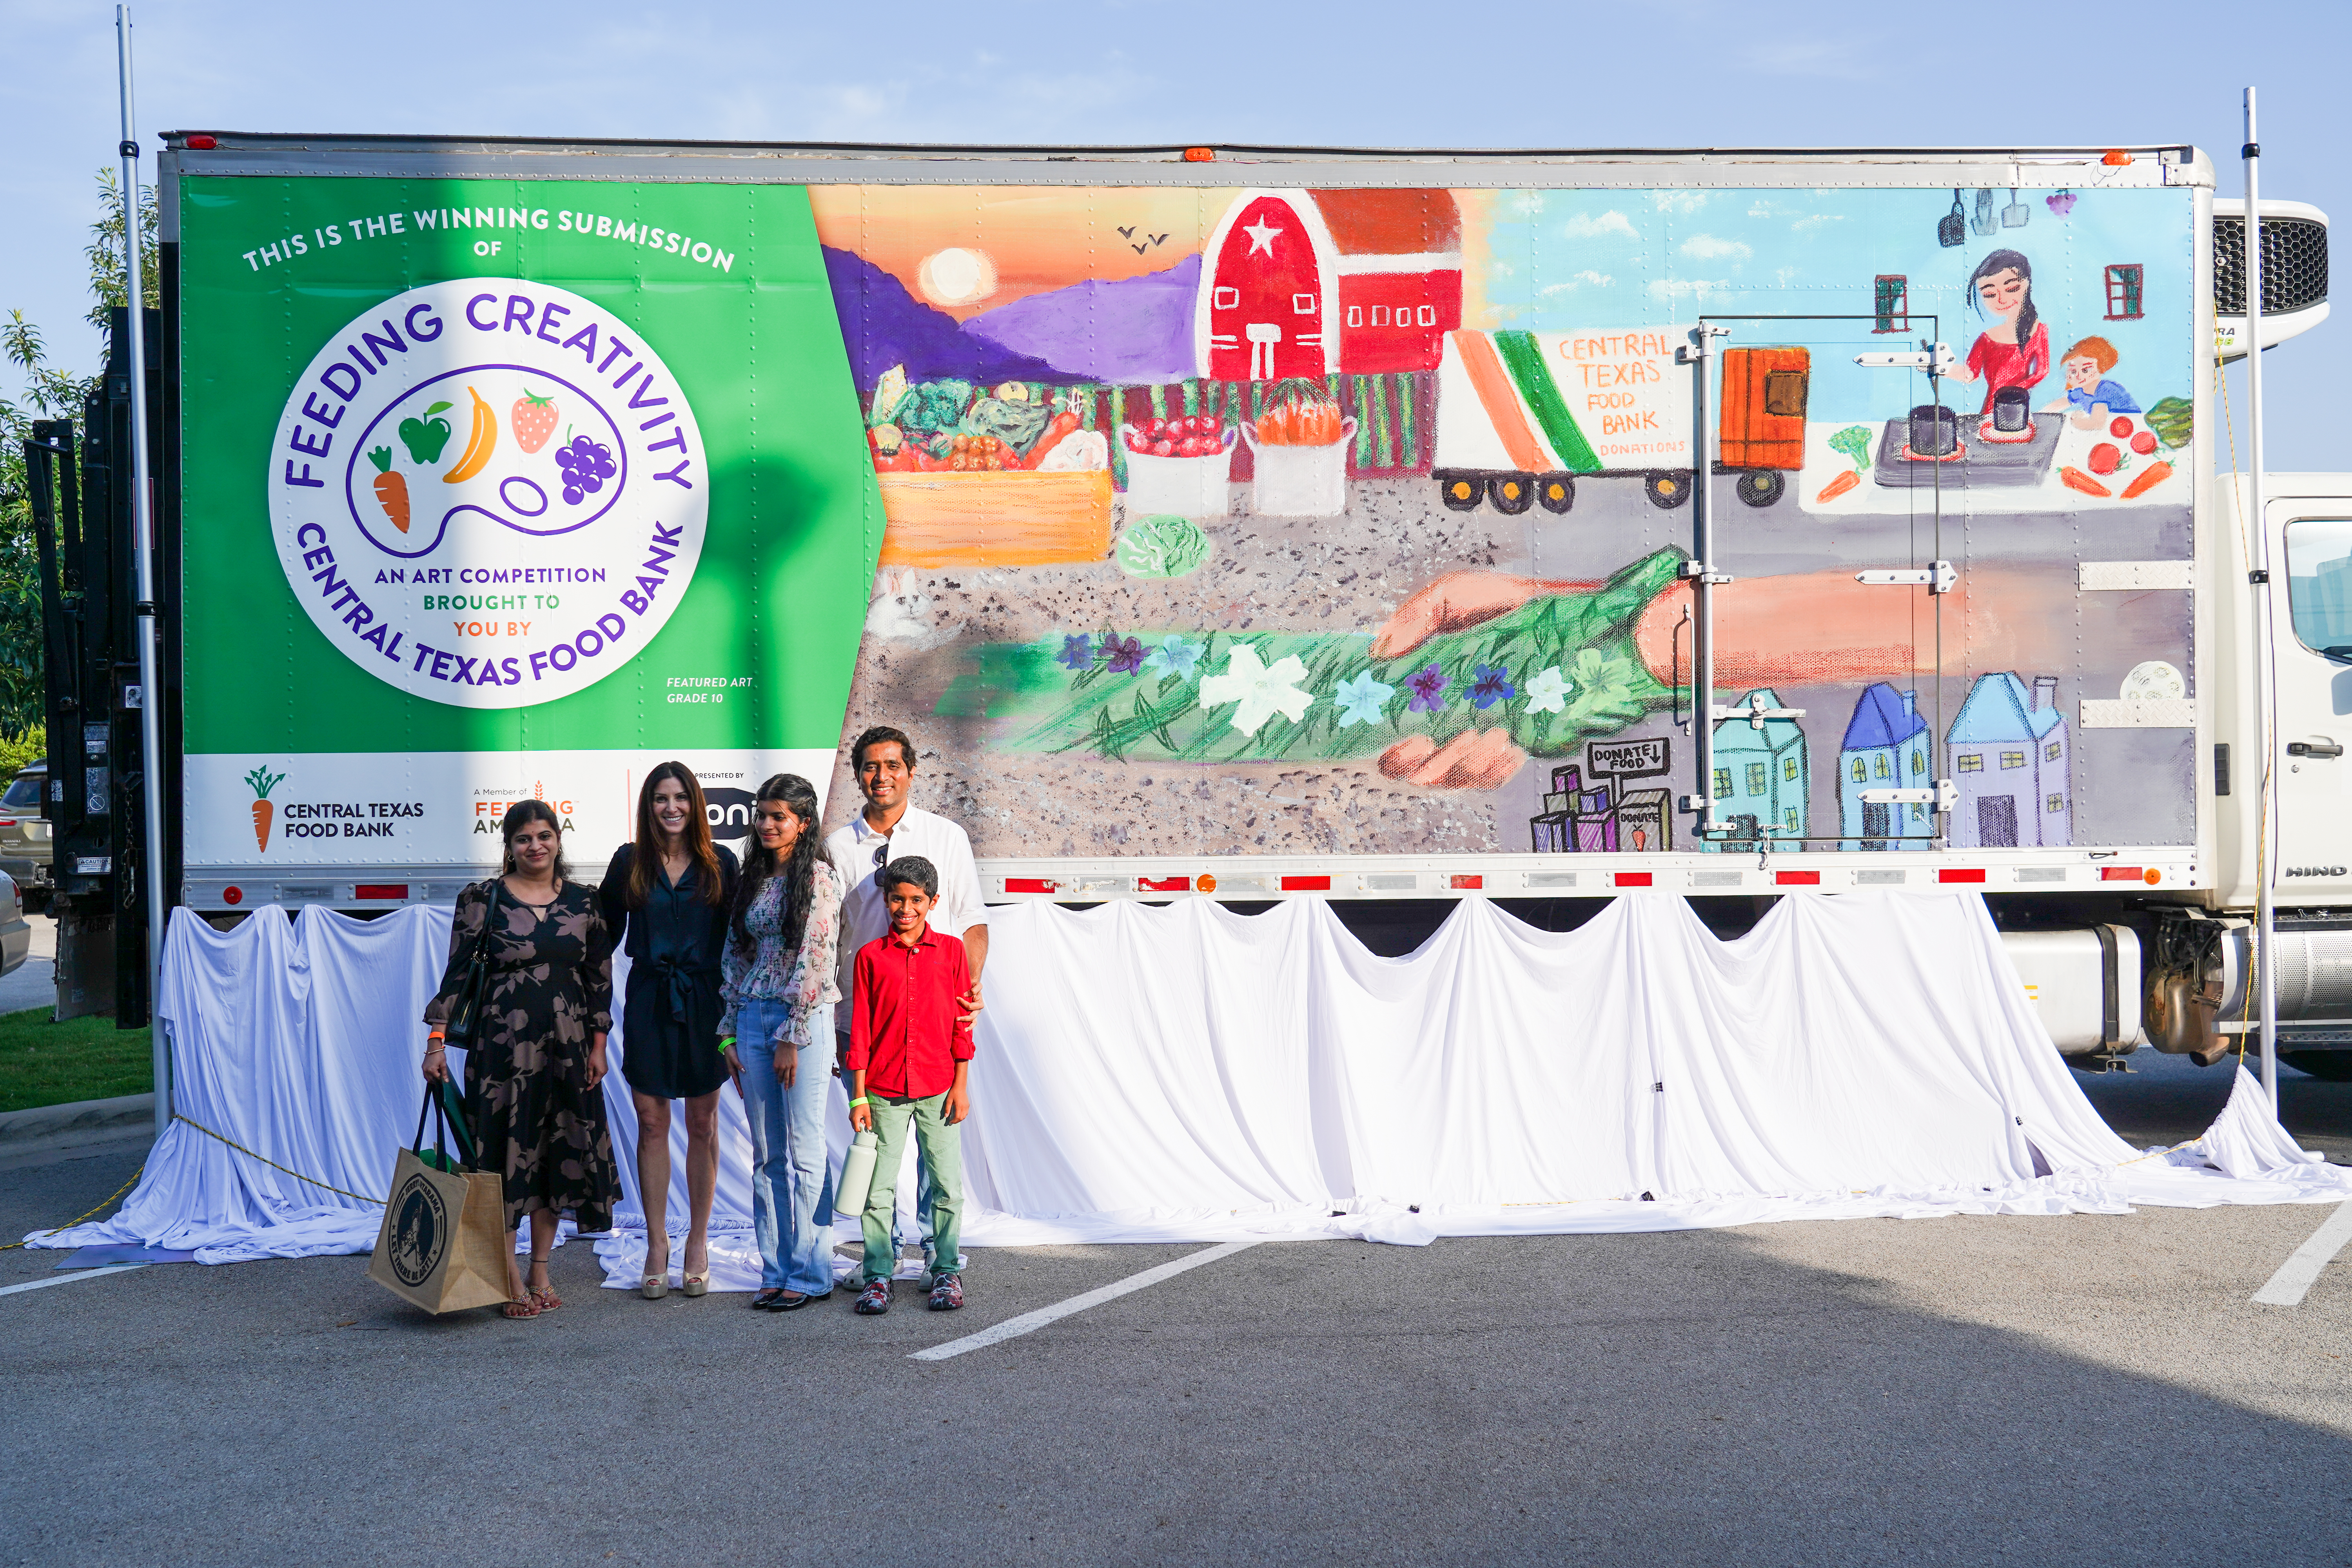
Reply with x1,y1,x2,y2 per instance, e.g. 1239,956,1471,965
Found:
77,133,2348,1075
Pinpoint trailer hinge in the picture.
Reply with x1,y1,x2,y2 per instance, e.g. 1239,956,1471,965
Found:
1675,325,1730,364
1710,692,1806,730
1854,341,1956,373
1860,780,1960,813
1856,561,1957,594
1677,560,1734,584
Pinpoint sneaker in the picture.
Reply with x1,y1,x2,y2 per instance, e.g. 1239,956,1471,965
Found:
854,1278,891,1316
927,1273,964,1312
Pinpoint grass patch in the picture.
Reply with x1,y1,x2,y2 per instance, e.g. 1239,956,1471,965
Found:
0,1007,152,1114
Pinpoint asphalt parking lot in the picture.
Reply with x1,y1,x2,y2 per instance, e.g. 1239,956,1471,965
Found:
1,1053,2347,1567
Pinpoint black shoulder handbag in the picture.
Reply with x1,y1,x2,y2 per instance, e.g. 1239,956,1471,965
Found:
439,879,505,1049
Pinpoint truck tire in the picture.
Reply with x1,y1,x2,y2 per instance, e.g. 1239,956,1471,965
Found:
1735,470,1786,508
2281,1049,2352,1082
1645,471,1692,509
1536,474,1576,514
1435,472,1484,511
1488,474,1535,514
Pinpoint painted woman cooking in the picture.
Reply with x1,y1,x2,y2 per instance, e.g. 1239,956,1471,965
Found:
1940,248,2049,414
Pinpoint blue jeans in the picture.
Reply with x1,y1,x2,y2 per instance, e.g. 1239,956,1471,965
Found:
739,1000,836,1296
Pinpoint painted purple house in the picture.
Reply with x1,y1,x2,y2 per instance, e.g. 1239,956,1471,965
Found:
1945,673,2070,849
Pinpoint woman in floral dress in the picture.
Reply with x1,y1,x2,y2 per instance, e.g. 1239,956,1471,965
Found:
423,799,618,1319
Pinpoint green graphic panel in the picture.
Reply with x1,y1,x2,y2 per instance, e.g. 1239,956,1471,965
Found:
176,175,882,754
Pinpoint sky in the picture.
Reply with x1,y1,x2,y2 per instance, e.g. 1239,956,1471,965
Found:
2,0,2344,467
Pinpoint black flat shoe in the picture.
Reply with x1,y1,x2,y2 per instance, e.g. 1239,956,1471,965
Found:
773,1289,831,1311
751,1288,788,1310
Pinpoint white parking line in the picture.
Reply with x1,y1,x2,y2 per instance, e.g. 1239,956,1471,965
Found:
0,1264,146,1298
2252,1198,2352,1307
911,1240,1261,1361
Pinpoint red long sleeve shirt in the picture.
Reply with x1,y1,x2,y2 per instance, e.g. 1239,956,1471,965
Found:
846,926,975,1100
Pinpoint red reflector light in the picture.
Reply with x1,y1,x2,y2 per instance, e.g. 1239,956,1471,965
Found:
2099,866,2143,882
1183,146,1216,162
1004,877,1057,895
1614,872,1653,887
1279,875,1331,891
1939,869,1985,883
222,886,243,906
0,820,16,828
1450,874,1483,889
186,134,218,150
355,884,408,900
2102,148,2132,166
1775,870,1821,886
1136,876,1189,893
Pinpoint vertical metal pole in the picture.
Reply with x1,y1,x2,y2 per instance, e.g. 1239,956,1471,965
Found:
117,6,171,1142
2244,87,2279,1106
1686,326,1720,839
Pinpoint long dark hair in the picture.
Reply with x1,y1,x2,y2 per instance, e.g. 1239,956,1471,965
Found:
730,773,820,958
1967,247,2042,376
626,760,724,908
499,799,571,882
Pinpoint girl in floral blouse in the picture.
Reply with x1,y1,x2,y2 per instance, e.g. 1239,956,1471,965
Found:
719,773,845,1310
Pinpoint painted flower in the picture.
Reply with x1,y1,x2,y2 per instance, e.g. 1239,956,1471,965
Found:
1333,670,1396,729
1405,663,1450,714
1141,634,1205,681
1056,634,1093,671
1524,665,1572,715
1198,644,1314,737
1468,662,1516,711
1099,634,1144,675
1568,647,1639,705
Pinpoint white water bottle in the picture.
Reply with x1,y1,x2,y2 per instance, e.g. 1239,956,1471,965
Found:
834,1130,879,1219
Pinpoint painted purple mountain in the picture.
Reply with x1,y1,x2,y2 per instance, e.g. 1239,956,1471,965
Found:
822,247,1061,392
965,254,1201,386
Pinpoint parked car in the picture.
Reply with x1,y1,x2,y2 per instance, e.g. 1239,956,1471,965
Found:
0,870,28,978
0,761,51,915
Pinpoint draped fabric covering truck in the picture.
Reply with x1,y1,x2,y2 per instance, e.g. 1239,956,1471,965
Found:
143,134,2340,1071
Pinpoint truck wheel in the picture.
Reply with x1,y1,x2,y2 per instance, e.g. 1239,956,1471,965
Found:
1488,474,1535,515
1436,472,1484,511
1645,471,1692,510
1735,470,1786,508
1536,474,1575,514
2281,1050,2352,1082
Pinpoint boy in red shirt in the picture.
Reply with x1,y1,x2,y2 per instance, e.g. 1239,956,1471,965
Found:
846,855,975,1314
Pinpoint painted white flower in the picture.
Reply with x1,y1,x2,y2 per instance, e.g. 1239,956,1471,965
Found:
1198,644,1313,737
1524,665,1572,715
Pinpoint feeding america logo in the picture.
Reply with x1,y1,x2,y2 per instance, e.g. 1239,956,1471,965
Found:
270,279,709,707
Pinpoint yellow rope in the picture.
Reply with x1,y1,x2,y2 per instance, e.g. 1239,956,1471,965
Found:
0,1164,146,1251
169,1112,385,1206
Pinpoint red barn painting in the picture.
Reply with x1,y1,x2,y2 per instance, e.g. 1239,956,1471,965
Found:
1196,189,1463,382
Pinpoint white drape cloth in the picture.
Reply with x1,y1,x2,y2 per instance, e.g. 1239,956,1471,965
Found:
31,894,2349,1278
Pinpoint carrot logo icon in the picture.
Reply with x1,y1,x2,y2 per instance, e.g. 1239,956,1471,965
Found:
245,766,285,851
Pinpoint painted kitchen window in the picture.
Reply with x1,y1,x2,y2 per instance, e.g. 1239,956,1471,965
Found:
1874,274,1909,333
2104,264,2145,320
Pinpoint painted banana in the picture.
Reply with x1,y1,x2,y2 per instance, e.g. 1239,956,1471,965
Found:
443,387,498,483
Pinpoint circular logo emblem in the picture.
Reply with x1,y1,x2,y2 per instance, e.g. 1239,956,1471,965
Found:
387,1171,449,1288
271,279,708,707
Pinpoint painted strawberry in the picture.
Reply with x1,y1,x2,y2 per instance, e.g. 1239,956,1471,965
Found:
511,389,560,454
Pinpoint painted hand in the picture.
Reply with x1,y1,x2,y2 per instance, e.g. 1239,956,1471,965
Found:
1372,572,1575,659
1377,728,1528,790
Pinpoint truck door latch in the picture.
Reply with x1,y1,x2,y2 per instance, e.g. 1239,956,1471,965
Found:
1856,561,1958,594
2287,740,2344,759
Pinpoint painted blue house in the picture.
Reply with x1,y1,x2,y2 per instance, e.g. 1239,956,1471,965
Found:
1837,684,1934,849
1704,688,1807,850
1946,673,2070,849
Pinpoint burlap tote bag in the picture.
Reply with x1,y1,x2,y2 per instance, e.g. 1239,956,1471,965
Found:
369,1085,510,1314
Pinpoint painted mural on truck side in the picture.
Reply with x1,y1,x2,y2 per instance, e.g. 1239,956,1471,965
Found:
811,183,2198,859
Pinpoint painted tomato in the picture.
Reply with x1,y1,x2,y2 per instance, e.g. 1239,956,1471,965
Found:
2109,416,2134,439
2087,442,2123,475
2131,431,2159,455
1151,439,1174,457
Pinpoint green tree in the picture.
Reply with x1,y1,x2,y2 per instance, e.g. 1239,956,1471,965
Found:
0,168,161,747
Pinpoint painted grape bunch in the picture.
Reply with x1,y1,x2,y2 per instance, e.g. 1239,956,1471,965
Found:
555,434,617,506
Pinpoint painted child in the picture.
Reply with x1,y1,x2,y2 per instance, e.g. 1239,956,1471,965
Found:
2040,335,2140,429
846,854,975,1315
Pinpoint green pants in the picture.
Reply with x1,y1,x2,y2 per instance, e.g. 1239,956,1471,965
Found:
862,1092,964,1286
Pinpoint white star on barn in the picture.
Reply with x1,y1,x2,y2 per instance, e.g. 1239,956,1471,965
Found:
1242,217,1282,256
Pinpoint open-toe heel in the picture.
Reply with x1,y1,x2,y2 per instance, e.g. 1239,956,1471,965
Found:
682,1269,710,1299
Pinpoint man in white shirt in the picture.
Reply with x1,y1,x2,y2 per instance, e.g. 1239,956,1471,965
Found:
825,724,988,1271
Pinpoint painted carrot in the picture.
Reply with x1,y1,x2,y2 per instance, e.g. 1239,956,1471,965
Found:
1022,410,1083,470
368,447,410,532
2121,461,2173,500
244,765,285,852
1815,470,1861,504
2060,466,2112,497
